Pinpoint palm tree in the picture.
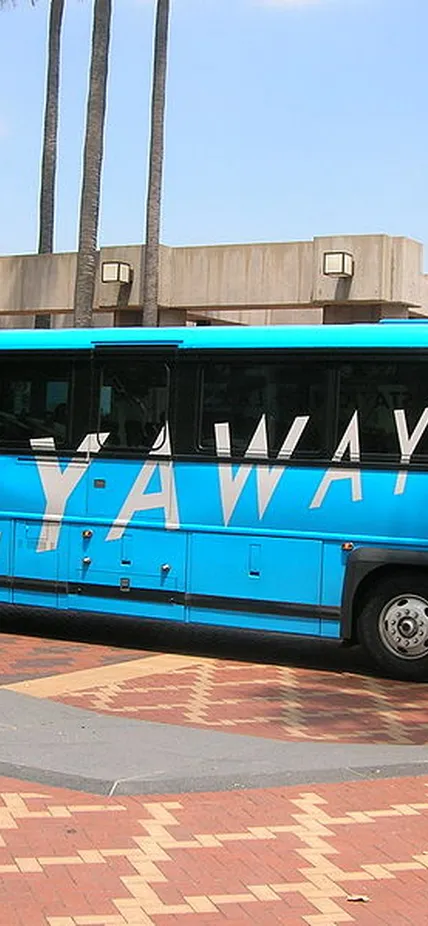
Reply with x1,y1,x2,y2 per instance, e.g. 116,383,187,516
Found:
38,0,65,254
142,0,171,327
73,0,112,327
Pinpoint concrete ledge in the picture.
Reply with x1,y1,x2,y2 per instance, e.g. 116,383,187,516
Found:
1,759,428,797
1,689,427,795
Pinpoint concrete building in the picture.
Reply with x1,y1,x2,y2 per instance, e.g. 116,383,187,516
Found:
1,233,427,328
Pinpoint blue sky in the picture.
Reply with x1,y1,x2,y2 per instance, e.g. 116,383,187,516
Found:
0,0,427,257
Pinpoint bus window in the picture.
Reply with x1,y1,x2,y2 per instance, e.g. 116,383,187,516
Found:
198,358,330,459
0,356,72,448
337,360,428,461
95,354,169,451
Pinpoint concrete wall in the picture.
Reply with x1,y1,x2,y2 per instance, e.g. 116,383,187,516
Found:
169,241,314,311
0,234,425,328
0,252,76,315
313,235,422,309
418,274,428,316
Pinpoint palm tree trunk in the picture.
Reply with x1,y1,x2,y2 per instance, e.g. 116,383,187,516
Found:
142,0,171,327
38,0,65,254
74,0,112,328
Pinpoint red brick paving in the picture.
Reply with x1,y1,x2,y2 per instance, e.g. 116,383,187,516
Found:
54,659,428,746
2,627,428,923
0,776,428,925
0,632,151,685
3,623,428,743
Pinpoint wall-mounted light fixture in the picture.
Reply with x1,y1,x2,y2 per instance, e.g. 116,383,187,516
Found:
101,261,133,285
323,251,354,278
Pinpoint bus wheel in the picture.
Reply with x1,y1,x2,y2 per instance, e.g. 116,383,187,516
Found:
358,572,428,681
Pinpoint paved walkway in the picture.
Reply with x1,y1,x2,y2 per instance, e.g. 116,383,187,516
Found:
1,775,428,926
2,688,428,795
3,622,428,748
0,614,428,924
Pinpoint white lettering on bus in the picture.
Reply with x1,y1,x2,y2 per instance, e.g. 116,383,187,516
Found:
215,414,309,526
310,411,362,509
394,407,428,495
31,433,109,552
106,424,179,540
30,403,428,555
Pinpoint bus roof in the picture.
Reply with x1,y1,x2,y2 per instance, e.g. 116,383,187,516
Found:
2,322,428,352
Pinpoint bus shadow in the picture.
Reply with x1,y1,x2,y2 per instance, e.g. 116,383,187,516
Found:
0,605,377,680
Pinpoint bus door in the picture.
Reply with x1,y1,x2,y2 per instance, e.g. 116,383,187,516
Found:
68,347,186,621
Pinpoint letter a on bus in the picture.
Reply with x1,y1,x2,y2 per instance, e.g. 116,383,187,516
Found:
106,425,179,540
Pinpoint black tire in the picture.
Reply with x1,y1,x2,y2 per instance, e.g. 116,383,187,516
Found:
358,571,428,681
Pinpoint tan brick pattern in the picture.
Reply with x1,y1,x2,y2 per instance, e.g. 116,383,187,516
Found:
0,630,149,686
5,654,206,698
1,776,428,925
3,620,428,746
36,658,428,746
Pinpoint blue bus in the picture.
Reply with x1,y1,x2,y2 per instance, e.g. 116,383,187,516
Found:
1,322,428,680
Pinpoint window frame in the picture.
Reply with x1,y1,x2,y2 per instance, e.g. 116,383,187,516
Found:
195,350,333,465
0,350,89,456
189,349,336,464
174,348,428,471
91,347,176,458
4,345,426,468
334,350,428,466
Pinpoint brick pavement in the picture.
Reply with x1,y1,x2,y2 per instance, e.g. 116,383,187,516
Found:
0,775,428,926
0,631,153,685
7,650,428,746
2,624,428,922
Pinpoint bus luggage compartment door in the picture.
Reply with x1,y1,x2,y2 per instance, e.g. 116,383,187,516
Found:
67,523,186,622
12,519,61,608
187,532,322,635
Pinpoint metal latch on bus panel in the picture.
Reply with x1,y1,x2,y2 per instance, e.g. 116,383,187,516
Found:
120,578,130,592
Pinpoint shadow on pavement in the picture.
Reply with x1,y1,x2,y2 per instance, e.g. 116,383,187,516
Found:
0,605,376,678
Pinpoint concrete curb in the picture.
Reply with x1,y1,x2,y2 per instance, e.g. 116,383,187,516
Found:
1,688,427,794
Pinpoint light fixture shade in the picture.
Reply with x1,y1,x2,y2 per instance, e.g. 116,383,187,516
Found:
101,261,133,284
323,251,354,278
119,263,132,284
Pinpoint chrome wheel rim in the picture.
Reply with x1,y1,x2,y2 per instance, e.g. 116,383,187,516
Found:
379,594,428,660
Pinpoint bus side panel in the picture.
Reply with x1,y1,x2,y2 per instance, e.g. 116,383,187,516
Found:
187,606,320,636
12,520,60,608
320,541,344,639
66,522,186,622
187,531,322,635
9,456,88,610
0,518,12,605
176,461,324,634
77,457,187,621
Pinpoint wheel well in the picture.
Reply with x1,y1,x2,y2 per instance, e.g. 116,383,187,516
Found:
351,563,428,643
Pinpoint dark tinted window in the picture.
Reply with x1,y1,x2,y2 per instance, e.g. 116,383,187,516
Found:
199,359,329,458
97,355,169,451
337,361,428,459
0,357,71,447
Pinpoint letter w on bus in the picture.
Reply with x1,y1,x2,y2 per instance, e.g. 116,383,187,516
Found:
215,414,309,526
